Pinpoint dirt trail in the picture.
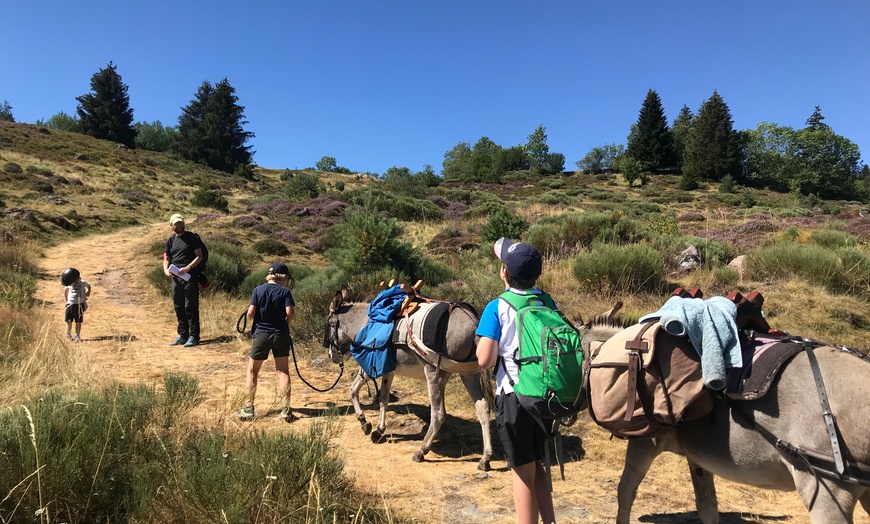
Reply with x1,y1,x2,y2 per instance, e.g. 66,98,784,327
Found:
34,225,865,523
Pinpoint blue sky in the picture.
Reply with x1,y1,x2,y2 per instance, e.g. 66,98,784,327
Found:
2,1,867,175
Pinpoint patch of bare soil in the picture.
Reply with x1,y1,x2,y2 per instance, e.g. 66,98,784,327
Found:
34,225,869,523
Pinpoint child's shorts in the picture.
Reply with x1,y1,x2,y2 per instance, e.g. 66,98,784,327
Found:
250,331,291,360
495,392,552,469
64,303,85,323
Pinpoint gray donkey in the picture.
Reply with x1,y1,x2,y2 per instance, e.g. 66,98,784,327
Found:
584,305,870,524
325,287,493,471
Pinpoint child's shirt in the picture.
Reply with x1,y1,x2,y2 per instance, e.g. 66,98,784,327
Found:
475,287,549,395
65,280,89,305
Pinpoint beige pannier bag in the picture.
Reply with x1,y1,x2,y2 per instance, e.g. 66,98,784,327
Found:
585,321,713,439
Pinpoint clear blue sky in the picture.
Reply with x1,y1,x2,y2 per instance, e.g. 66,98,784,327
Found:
3,1,867,175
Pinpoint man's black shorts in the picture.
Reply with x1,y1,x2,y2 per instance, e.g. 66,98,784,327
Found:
495,392,552,469
250,331,291,360
64,304,85,323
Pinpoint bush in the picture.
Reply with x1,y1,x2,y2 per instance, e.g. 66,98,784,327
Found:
524,211,643,258
809,229,856,249
747,242,848,293
286,171,321,201
480,207,528,243
253,238,289,256
572,243,665,294
190,185,229,212
341,187,443,221
463,200,505,219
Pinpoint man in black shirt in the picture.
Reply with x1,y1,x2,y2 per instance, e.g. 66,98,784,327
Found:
163,213,203,347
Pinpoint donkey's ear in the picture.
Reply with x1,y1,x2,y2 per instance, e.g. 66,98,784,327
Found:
340,285,348,301
330,289,344,313
604,301,623,322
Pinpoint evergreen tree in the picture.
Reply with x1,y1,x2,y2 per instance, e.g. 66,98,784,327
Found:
626,89,675,172
75,62,136,147
174,79,254,173
671,104,694,168
805,105,829,131
0,100,13,122
525,124,551,174
682,90,740,184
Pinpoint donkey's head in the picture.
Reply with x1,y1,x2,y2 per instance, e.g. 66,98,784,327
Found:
324,286,356,364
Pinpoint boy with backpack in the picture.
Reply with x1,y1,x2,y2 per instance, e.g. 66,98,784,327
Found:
476,237,561,524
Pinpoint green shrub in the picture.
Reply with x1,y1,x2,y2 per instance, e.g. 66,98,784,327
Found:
480,207,528,243
341,186,443,221
645,213,680,236
0,268,36,307
253,238,289,256
334,180,345,191
747,242,848,293
190,185,229,212
712,265,740,288
3,162,22,174
809,229,856,249
837,247,870,295
524,211,643,258
464,200,505,218
572,243,665,293
285,171,321,201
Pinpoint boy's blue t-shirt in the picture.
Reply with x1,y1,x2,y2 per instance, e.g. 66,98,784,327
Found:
249,282,295,334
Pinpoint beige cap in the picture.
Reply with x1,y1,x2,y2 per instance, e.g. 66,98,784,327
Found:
169,213,185,225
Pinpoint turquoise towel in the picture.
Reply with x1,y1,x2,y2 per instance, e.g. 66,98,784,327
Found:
638,296,741,391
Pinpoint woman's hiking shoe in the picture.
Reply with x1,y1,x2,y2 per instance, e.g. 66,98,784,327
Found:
279,407,296,422
236,406,255,421
183,337,199,347
169,335,185,346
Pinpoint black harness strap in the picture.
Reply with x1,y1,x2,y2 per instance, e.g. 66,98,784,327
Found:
727,339,870,488
803,341,845,474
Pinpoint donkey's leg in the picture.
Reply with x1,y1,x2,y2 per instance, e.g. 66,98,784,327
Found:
349,371,371,435
459,372,492,471
687,459,718,524
616,438,664,524
792,469,860,524
860,488,870,517
371,372,394,443
412,367,448,463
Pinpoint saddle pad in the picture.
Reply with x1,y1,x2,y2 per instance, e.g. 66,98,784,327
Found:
392,302,450,353
725,338,804,400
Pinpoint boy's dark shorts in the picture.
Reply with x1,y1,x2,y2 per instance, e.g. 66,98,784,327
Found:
495,392,552,469
64,304,85,323
250,331,291,360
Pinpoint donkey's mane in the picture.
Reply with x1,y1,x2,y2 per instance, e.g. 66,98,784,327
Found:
586,312,636,330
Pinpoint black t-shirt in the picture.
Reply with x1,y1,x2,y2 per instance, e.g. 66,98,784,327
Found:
165,231,204,273
250,282,295,334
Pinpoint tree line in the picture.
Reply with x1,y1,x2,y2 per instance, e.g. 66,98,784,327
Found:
577,89,868,201
3,64,867,201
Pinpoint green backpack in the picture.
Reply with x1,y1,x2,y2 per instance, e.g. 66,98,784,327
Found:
499,291,586,420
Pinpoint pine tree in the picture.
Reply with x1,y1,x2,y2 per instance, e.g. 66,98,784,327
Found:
682,90,740,183
626,89,675,172
174,79,254,173
0,100,13,122
525,124,551,174
805,105,829,131
75,62,136,147
671,104,694,169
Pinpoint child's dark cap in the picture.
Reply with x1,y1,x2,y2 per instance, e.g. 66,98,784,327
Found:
494,237,542,281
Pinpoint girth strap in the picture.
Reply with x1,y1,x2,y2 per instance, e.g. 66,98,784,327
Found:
803,341,845,474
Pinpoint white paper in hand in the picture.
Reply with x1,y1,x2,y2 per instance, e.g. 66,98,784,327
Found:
169,264,191,281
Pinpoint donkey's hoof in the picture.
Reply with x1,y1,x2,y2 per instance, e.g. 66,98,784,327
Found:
371,430,383,443
361,422,372,435
412,450,425,462
477,460,491,472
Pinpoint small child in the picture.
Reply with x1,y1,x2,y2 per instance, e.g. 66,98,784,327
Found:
62,267,91,342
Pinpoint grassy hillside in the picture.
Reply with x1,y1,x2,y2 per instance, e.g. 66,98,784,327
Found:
2,120,870,350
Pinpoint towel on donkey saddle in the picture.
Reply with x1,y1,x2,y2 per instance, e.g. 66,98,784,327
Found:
639,296,742,391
